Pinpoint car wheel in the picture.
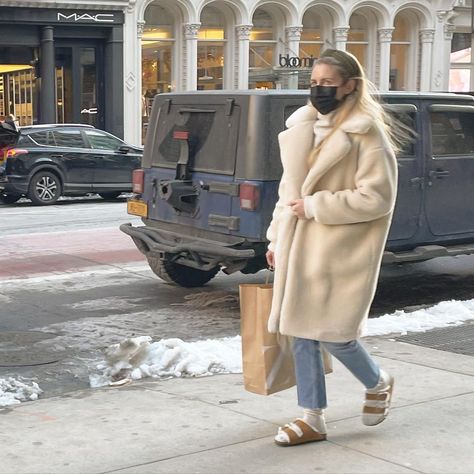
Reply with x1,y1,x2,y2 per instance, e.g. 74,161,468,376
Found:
98,192,122,200
147,255,219,287
0,193,21,204
28,171,62,205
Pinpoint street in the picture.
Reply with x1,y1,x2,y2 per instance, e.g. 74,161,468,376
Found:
1,197,474,400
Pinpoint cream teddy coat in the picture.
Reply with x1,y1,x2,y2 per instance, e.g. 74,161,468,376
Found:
267,104,398,342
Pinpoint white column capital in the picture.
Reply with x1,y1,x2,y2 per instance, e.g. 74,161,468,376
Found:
420,29,435,44
127,0,137,13
444,23,456,40
236,24,253,41
378,28,394,43
286,25,303,42
137,20,145,38
184,23,201,40
333,26,349,43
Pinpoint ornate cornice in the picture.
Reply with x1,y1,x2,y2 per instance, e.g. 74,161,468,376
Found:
286,25,303,42
333,26,349,42
137,20,145,38
420,29,435,44
444,23,456,40
378,27,394,42
236,24,252,41
184,23,200,40
127,0,137,13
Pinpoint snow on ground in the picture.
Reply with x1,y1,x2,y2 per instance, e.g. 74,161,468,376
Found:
90,298,474,387
363,299,474,336
89,335,242,387
0,378,43,407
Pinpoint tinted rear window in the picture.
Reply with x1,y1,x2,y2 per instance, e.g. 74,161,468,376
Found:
151,103,240,174
430,111,474,155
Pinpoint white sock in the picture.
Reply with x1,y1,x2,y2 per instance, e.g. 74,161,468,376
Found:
302,408,327,434
367,369,391,393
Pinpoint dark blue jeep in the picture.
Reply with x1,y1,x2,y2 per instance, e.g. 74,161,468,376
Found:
120,91,474,287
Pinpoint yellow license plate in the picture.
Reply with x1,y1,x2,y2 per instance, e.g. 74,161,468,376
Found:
127,199,148,217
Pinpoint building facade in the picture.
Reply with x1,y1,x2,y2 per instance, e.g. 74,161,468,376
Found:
0,0,127,137
1,1,473,145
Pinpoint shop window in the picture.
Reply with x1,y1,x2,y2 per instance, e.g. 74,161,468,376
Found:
0,66,34,125
450,33,473,92
347,13,368,72
390,15,411,91
142,2,175,141
249,8,277,89
198,6,226,90
299,10,324,89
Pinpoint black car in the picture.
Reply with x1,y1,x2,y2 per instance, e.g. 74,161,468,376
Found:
0,123,143,205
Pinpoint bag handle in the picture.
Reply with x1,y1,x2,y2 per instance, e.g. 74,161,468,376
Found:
265,267,273,285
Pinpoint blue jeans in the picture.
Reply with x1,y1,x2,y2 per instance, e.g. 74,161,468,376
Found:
293,337,380,409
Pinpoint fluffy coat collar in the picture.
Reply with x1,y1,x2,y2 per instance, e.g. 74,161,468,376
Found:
279,104,375,196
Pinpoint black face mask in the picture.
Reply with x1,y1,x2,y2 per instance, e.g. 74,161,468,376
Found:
310,85,341,115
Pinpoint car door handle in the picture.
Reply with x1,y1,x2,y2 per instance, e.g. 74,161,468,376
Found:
429,170,450,179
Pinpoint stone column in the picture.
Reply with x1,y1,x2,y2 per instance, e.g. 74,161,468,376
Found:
183,23,200,91
39,26,56,124
105,26,124,138
285,26,303,89
235,25,252,90
432,10,457,91
419,29,435,91
377,28,394,92
333,27,349,51
122,7,143,145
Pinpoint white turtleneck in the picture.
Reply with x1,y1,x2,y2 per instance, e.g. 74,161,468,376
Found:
313,110,334,147
304,111,335,220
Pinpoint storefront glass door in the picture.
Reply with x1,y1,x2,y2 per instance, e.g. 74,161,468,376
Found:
55,45,103,128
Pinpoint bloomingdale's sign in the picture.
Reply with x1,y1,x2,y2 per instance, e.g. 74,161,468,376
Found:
279,54,316,68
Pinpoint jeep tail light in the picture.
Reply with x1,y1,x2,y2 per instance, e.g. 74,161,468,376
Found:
6,148,28,158
239,182,260,211
132,169,145,194
173,130,189,140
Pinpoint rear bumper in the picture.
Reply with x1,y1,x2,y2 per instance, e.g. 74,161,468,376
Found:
0,175,29,194
120,223,256,268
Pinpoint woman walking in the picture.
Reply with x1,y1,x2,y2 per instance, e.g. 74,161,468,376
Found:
266,49,399,446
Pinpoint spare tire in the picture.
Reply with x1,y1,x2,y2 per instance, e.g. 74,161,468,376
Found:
147,256,219,287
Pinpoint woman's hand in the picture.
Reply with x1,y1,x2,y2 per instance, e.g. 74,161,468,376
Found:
289,199,306,219
266,250,275,269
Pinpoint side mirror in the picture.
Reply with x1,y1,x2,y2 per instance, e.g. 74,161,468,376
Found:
118,145,130,154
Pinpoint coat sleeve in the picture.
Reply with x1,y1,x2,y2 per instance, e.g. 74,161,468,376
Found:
266,172,287,252
304,133,398,225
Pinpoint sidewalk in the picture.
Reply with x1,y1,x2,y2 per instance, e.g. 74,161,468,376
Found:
1,336,473,474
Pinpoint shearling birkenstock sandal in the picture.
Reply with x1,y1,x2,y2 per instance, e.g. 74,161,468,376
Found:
274,419,327,447
362,373,394,426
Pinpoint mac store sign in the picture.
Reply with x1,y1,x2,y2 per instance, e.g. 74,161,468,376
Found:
0,6,125,137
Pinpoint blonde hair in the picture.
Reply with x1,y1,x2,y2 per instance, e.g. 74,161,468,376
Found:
308,50,410,162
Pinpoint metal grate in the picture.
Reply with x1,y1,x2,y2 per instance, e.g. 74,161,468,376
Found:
396,323,474,356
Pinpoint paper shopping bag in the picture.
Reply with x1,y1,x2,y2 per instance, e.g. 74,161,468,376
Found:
239,283,296,395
